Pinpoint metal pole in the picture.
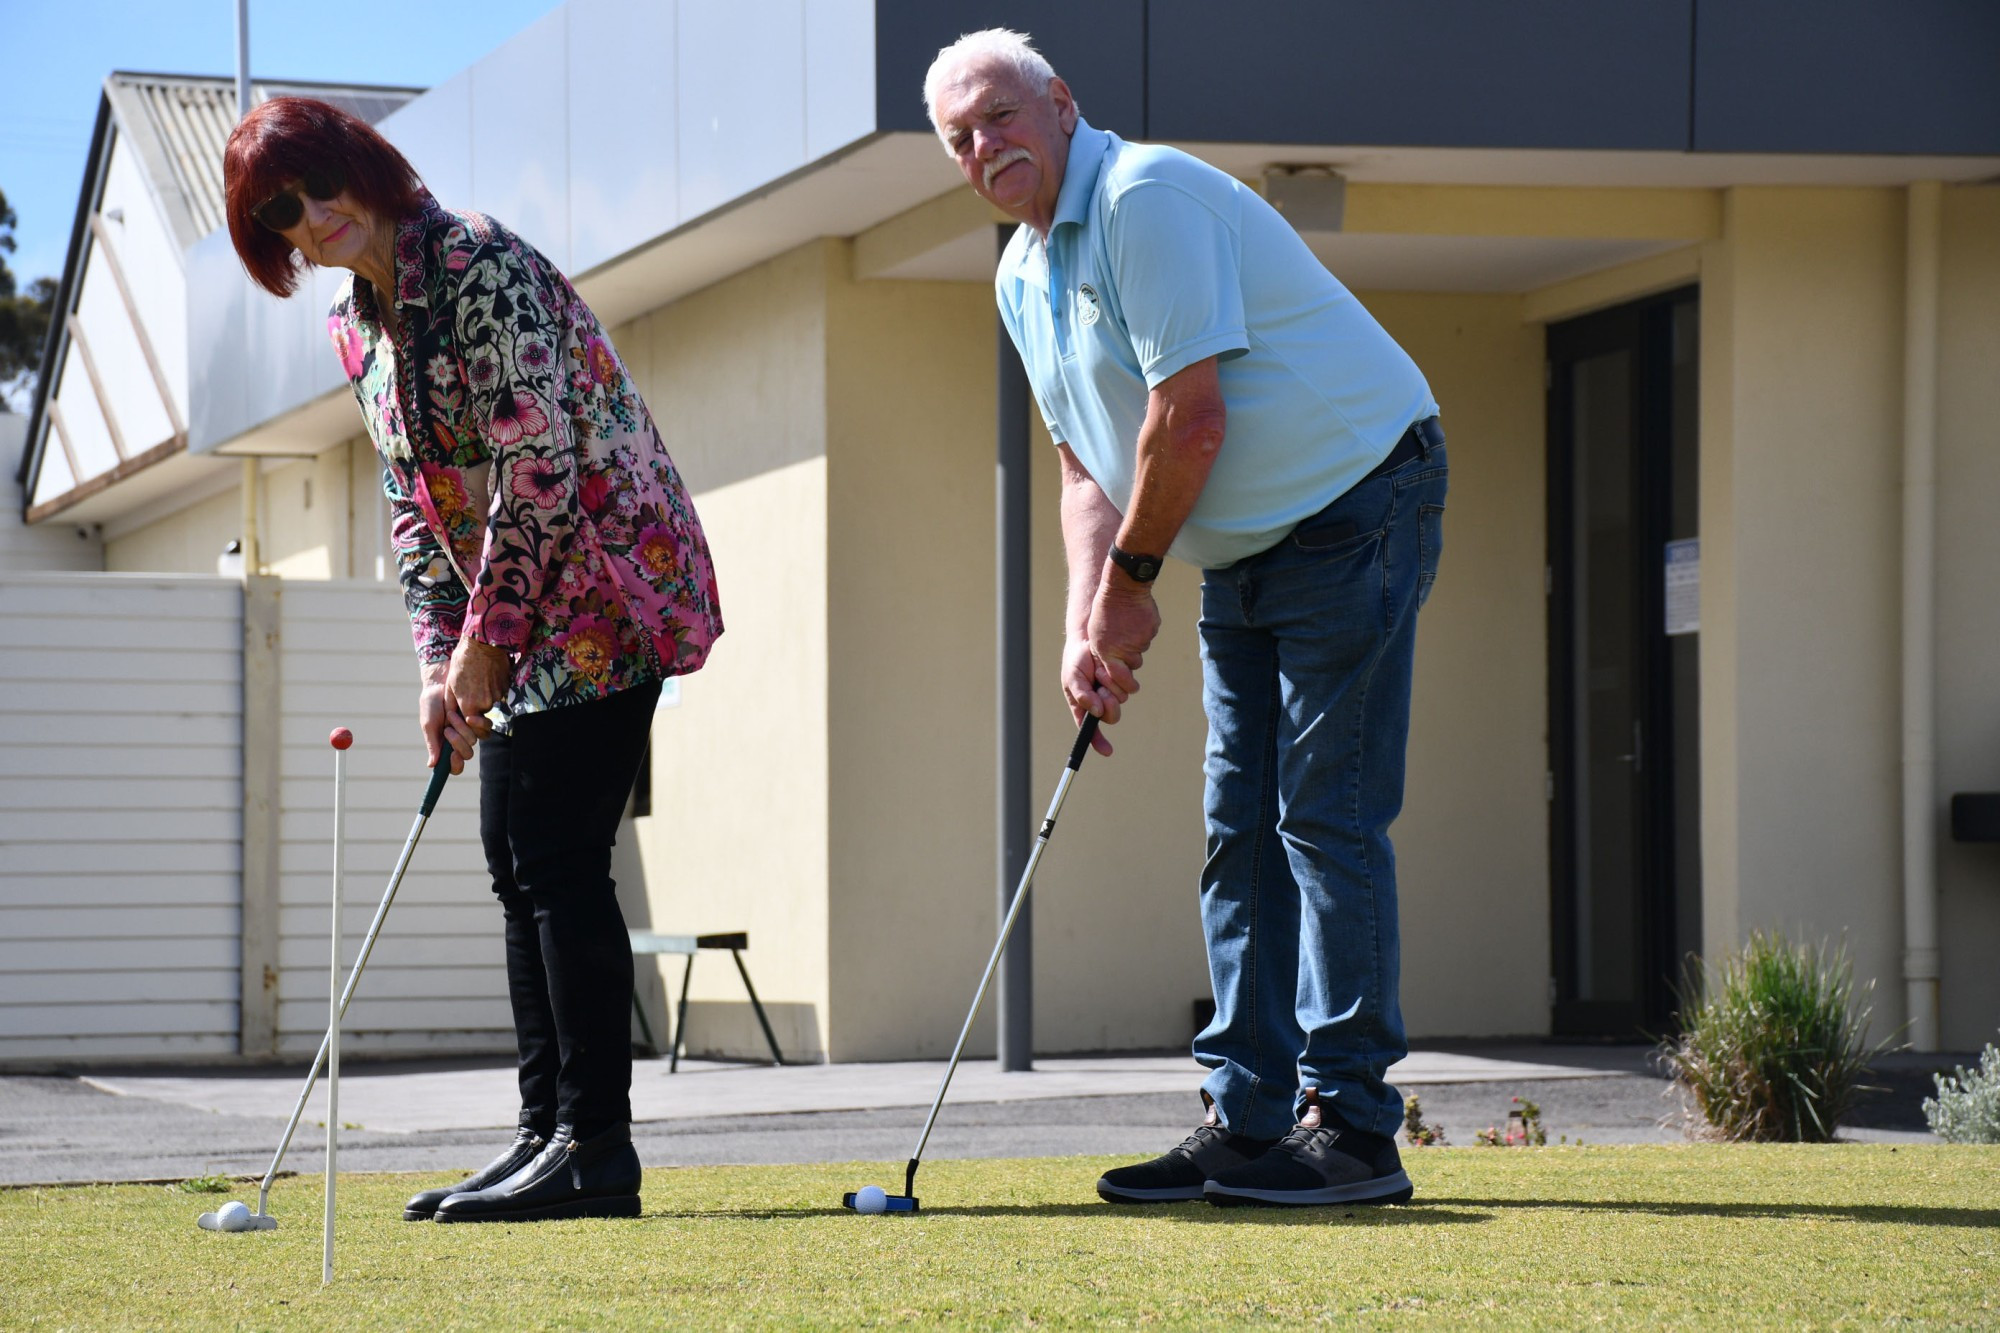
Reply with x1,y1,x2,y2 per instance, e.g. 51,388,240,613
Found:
234,0,251,120
995,224,1034,1072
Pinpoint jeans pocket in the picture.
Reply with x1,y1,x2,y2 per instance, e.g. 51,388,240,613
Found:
1418,503,1446,607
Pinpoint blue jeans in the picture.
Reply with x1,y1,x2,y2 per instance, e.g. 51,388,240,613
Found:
1194,433,1447,1140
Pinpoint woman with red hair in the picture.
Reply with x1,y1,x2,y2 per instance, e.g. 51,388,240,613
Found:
224,97,723,1224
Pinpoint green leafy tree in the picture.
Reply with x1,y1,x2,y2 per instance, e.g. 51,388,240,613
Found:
1,187,60,406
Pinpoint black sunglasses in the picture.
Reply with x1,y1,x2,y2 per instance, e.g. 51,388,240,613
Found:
251,165,346,232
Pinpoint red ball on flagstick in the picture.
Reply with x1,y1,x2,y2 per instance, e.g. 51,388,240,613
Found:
329,728,354,751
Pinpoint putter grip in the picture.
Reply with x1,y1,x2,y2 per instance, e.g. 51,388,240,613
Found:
419,754,451,815
1067,714,1100,770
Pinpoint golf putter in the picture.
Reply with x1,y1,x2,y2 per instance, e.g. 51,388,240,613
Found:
842,713,1100,1214
198,754,453,1233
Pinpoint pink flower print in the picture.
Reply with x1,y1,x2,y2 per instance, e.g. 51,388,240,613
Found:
571,370,594,394
507,455,570,507
578,472,613,516
469,356,499,387
632,522,681,581
520,340,552,369
333,323,366,378
557,615,620,682
486,392,551,447
426,354,459,388
478,608,529,648
586,338,620,387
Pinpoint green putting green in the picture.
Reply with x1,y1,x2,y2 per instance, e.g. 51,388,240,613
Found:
4,1147,1995,1328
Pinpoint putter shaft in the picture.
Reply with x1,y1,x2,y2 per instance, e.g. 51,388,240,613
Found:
904,716,1098,1196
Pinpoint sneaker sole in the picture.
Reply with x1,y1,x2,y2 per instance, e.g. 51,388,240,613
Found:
1095,1178,1206,1204
1202,1171,1415,1208
433,1194,642,1223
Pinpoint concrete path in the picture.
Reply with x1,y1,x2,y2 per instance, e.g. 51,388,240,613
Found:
0,1043,1937,1188
78,1047,1636,1135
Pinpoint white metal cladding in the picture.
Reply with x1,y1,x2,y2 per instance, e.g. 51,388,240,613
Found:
189,0,879,455
271,581,504,1057
0,574,243,1061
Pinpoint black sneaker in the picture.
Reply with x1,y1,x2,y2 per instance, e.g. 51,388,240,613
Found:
1203,1092,1414,1207
1096,1101,1278,1204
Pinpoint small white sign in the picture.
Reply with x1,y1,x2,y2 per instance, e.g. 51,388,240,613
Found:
659,676,681,708
1664,538,1699,636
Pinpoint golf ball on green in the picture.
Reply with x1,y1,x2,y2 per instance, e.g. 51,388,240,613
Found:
854,1186,888,1214
216,1201,252,1230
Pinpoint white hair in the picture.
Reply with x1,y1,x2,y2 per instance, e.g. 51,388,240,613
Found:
922,28,1073,139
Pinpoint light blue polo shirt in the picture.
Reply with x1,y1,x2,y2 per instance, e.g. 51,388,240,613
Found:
997,120,1437,569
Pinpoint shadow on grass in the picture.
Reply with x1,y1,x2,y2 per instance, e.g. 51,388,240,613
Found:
642,1203,1493,1225
1425,1197,2000,1228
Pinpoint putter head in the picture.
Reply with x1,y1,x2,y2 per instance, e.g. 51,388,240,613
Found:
841,1190,919,1214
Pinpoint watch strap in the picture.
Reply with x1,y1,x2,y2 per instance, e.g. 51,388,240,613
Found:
1108,544,1163,584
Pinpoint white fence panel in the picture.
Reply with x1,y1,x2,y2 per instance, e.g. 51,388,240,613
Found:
0,573,243,1062
274,581,506,1058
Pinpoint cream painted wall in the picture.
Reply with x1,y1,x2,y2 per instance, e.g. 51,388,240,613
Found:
1932,185,2000,1050
1704,188,1908,1034
103,438,389,583
1367,293,1551,1037
820,256,1044,1060
620,243,834,1059
104,485,239,574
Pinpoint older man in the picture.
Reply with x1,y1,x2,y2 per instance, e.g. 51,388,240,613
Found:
925,30,1448,1207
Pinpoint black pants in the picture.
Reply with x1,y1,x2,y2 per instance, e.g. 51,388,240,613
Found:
479,680,660,1134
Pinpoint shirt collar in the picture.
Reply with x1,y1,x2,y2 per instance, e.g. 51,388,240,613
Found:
389,191,445,310
1050,118,1108,233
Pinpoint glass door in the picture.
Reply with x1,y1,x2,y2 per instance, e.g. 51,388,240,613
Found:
1546,288,1700,1037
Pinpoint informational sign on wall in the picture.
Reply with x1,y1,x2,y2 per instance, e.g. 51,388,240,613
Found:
1664,539,1699,636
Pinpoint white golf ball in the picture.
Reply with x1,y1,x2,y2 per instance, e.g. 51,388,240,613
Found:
216,1201,253,1231
853,1185,888,1214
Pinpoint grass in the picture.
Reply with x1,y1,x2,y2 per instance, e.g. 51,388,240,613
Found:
4,1148,1997,1329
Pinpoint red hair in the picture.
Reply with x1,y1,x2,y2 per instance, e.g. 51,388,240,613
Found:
223,97,427,297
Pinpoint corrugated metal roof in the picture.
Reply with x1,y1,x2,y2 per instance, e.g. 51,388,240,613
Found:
104,72,423,248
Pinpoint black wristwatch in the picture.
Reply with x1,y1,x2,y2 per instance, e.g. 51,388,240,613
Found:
1108,543,1163,584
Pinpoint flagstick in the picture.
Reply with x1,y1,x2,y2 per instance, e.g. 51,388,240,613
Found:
325,728,351,1285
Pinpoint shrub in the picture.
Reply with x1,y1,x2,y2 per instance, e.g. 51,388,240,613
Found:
1402,1093,1447,1147
1663,931,1893,1143
1923,1041,2000,1144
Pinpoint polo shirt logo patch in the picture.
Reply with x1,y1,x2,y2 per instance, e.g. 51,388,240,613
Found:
1075,282,1101,328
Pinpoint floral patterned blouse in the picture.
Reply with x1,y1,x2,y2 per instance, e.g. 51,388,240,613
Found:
327,195,722,722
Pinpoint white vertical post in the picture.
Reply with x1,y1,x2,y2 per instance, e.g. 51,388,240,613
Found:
1900,180,1943,1052
234,0,251,121
324,737,346,1283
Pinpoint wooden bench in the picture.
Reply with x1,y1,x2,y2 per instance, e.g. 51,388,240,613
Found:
628,930,785,1072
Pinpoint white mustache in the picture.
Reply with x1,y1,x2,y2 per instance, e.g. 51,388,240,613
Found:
983,147,1032,191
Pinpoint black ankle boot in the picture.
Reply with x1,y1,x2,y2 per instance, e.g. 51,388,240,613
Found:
403,1126,549,1221
432,1123,642,1223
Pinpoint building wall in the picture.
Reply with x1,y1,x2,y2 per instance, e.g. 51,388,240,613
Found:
1704,187,1909,1036
618,243,836,1059
1367,292,1552,1037
102,439,388,582
1933,185,2000,1049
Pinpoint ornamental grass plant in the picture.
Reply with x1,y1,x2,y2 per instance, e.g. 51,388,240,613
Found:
1663,931,1893,1143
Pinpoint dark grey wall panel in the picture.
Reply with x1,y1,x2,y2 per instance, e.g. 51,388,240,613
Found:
875,0,1147,138
1146,0,1692,149
1693,0,2000,154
